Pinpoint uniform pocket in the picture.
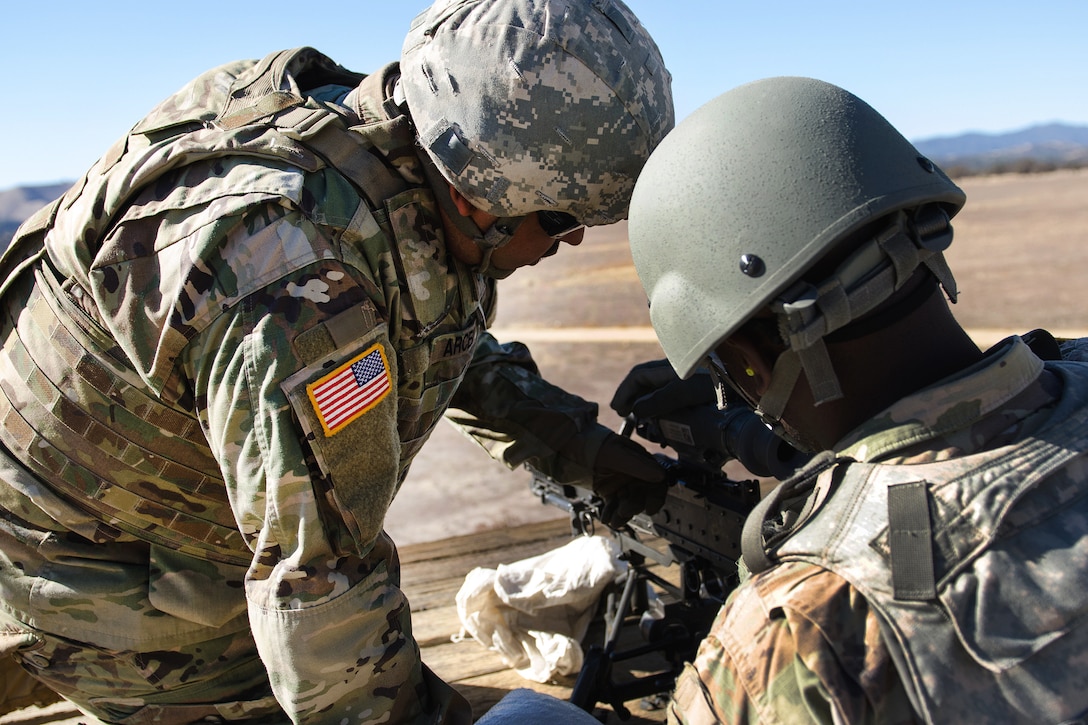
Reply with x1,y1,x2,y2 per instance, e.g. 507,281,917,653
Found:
147,546,248,629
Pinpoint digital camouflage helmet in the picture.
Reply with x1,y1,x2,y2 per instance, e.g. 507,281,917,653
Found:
628,77,966,424
400,0,674,251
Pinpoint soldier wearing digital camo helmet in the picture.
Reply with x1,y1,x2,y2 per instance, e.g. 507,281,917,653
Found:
620,77,1088,723
0,1,673,722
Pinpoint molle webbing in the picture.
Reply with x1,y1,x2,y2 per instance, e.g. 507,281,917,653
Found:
213,51,410,212
0,265,251,565
0,48,416,566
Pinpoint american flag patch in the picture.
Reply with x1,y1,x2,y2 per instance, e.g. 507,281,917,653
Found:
307,344,391,436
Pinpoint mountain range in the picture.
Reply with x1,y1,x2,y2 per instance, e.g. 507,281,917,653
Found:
0,182,70,250
914,122,1088,171
2,122,1086,250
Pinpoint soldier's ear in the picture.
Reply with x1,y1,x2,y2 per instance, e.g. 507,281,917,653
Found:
448,185,477,217
723,331,774,397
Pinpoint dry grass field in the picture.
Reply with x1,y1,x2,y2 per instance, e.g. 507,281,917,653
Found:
941,169,1088,335
386,168,1088,545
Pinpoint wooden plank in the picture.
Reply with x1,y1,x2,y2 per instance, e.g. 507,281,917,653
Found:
402,535,573,587
410,603,464,648
0,702,85,725
400,519,582,619
426,636,669,724
397,518,573,565
453,670,572,707
400,534,578,588
425,638,515,683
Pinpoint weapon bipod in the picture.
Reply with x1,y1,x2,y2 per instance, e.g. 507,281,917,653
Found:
568,542,722,721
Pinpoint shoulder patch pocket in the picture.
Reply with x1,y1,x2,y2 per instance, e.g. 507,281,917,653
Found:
281,325,400,553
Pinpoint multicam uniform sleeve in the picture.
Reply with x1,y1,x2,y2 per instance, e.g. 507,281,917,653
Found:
667,561,920,725
446,330,608,483
182,204,468,724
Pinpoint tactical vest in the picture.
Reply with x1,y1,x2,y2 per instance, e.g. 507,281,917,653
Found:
742,361,1088,723
0,48,489,566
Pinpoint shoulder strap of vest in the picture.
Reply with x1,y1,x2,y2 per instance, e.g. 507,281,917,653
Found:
741,450,845,573
216,47,364,127
215,54,410,212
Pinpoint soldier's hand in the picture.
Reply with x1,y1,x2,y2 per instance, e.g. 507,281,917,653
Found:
591,432,668,528
610,359,715,418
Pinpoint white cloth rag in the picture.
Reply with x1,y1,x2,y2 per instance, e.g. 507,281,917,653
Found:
454,535,626,683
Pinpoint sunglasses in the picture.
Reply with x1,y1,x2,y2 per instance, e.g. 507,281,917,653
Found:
537,210,584,238
706,352,759,411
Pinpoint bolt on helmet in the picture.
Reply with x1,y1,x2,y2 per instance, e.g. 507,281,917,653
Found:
400,0,675,229
628,76,966,421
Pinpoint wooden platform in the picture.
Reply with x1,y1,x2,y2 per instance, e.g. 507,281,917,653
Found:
2,519,676,724
401,518,674,723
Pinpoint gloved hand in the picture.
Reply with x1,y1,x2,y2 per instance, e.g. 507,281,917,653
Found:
589,431,668,529
610,359,716,418
555,422,668,529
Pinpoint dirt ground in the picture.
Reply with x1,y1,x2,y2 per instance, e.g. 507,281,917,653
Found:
384,169,1088,545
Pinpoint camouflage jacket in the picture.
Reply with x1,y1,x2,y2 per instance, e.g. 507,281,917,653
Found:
0,48,602,723
669,336,1088,724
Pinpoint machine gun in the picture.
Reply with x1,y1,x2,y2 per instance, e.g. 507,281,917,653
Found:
528,402,808,720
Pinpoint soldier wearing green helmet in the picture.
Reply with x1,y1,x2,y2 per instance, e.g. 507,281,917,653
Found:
0,1,674,722
619,77,1088,723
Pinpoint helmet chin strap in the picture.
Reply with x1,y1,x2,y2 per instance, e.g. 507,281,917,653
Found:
753,349,805,428
476,246,518,280
419,155,522,279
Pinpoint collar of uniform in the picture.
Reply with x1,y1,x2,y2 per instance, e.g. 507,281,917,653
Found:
836,336,1045,461
346,62,401,124
342,62,428,193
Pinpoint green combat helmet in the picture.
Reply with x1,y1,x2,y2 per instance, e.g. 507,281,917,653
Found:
400,0,674,270
628,77,966,426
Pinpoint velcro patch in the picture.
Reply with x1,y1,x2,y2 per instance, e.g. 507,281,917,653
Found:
432,326,479,363
307,343,391,436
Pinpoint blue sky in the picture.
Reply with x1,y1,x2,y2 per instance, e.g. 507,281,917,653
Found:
3,1,1086,190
